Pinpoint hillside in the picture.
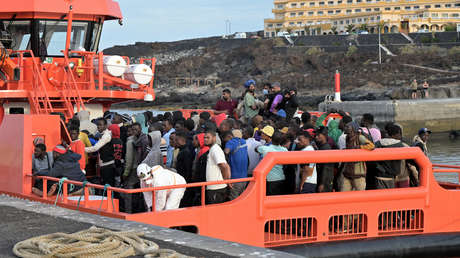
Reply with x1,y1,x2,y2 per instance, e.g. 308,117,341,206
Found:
106,34,460,109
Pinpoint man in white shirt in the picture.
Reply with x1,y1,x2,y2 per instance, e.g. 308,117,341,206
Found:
204,130,231,204
296,131,317,194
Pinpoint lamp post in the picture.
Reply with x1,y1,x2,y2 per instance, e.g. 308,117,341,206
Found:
378,24,382,65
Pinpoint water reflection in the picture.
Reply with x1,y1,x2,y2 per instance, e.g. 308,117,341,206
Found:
424,133,460,184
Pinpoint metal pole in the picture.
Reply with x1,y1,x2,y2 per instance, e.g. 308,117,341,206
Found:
378,25,382,65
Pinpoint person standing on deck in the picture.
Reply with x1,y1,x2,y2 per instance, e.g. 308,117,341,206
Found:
314,126,335,193
85,118,116,186
162,119,176,168
214,89,238,117
224,129,249,200
360,113,381,143
69,127,86,173
204,130,231,204
243,81,260,122
174,130,195,207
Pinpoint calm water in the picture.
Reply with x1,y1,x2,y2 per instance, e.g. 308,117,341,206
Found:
426,133,460,184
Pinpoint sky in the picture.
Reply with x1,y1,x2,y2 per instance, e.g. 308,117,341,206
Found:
99,0,273,49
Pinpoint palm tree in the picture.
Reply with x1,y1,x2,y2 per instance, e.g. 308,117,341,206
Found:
359,23,368,32
331,26,337,34
346,24,355,33
303,25,311,35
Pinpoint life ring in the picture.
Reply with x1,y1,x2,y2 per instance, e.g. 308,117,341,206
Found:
47,63,67,87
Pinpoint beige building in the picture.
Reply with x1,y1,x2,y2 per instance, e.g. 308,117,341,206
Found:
264,0,460,36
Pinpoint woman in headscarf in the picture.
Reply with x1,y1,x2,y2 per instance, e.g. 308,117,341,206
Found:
328,119,343,145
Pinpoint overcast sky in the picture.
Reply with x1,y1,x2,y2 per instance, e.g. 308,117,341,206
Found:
100,0,273,49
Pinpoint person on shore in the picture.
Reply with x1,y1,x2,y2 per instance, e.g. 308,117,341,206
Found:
224,129,249,200
296,130,317,194
422,80,429,98
69,127,86,173
33,145,86,196
85,118,116,186
204,130,231,204
137,164,186,211
413,128,431,156
314,126,335,192
360,113,381,143
339,122,375,192
214,89,238,117
257,131,288,196
243,81,260,122
410,79,418,99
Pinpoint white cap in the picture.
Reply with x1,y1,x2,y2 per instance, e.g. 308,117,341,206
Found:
137,163,151,180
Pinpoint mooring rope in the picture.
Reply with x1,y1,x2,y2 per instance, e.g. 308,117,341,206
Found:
13,226,191,258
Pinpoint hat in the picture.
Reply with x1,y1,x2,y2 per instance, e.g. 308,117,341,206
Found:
272,82,281,88
279,127,289,134
53,145,67,154
305,128,316,138
261,126,275,137
277,109,286,118
418,128,432,135
232,129,243,138
244,79,256,88
137,163,151,180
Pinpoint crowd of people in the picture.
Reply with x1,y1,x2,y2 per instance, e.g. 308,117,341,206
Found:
31,80,432,213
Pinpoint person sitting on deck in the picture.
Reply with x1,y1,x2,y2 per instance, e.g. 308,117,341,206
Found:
32,145,86,196
137,164,186,211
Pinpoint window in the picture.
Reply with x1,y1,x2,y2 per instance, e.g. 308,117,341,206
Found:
346,20,350,24
319,1,325,5
266,32,270,37
336,10,342,13
308,11,314,15
377,15,381,20
308,20,313,23
346,9,352,13
367,0,372,2
355,9,362,12
405,6,411,10
299,12,304,15
445,4,451,8
352,18,356,22
328,1,334,4
452,13,460,17
267,24,273,28
334,21,338,25
358,18,362,22
455,3,460,7
394,6,401,10
310,2,315,6
366,8,372,12
431,13,438,17
425,5,431,8
277,23,282,27
277,4,284,9
328,10,334,14
374,8,380,11
385,7,391,10
289,22,295,25
291,3,297,7
290,12,296,17
371,17,375,20
435,4,441,8
39,20,89,55
356,0,362,2
414,6,419,9
301,2,306,6
1,20,31,51
297,22,303,25
340,20,344,24
442,13,448,17
364,17,368,21
318,11,324,15
347,0,353,3
338,0,343,3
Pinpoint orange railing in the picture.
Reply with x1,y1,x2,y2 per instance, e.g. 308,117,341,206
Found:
14,147,460,247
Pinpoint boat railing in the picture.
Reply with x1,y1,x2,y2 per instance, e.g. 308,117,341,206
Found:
29,174,255,215
432,163,460,189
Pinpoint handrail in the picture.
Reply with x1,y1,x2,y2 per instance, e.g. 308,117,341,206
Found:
62,52,86,112
433,164,460,169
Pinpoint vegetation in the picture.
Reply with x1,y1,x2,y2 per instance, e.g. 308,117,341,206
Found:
448,46,460,56
303,25,311,36
331,26,337,34
346,45,358,57
305,47,324,56
346,24,355,33
359,23,368,32
444,23,457,32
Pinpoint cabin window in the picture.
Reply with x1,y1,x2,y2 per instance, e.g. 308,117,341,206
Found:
0,20,32,50
38,20,89,56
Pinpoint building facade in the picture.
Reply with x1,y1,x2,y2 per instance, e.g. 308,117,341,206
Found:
264,0,460,37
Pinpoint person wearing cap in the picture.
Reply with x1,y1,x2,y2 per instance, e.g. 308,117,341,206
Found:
224,129,249,200
243,80,259,121
214,88,238,117
33,145,86,196
260,125,275,145
413,128,431,156
136,164,186,211
257,131,288,195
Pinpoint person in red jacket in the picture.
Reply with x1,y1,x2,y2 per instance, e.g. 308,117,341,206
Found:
69,127,86,173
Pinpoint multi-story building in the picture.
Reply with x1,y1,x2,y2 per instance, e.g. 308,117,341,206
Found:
264,0,460,37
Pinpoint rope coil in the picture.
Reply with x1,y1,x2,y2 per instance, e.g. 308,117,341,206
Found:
13,226,191,258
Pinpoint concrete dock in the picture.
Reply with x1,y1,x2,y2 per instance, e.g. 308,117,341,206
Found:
0,194,300,258
319,98,460,137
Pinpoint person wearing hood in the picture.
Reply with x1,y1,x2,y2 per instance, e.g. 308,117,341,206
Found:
134,113,148,134
328,119,342,145
122,125,139,213
109,124,123,186
77,110,97,136
33,145,86,196
413,128,431,156
137,164,186,211
85,118,115,186
132,122,150,168
374,123,407,189
142,129,163,167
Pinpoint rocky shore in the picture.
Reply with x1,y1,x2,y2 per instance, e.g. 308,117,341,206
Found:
107,35,460,110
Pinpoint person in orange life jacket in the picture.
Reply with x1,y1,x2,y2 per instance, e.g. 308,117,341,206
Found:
69,126,86,173
85,118,116,186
